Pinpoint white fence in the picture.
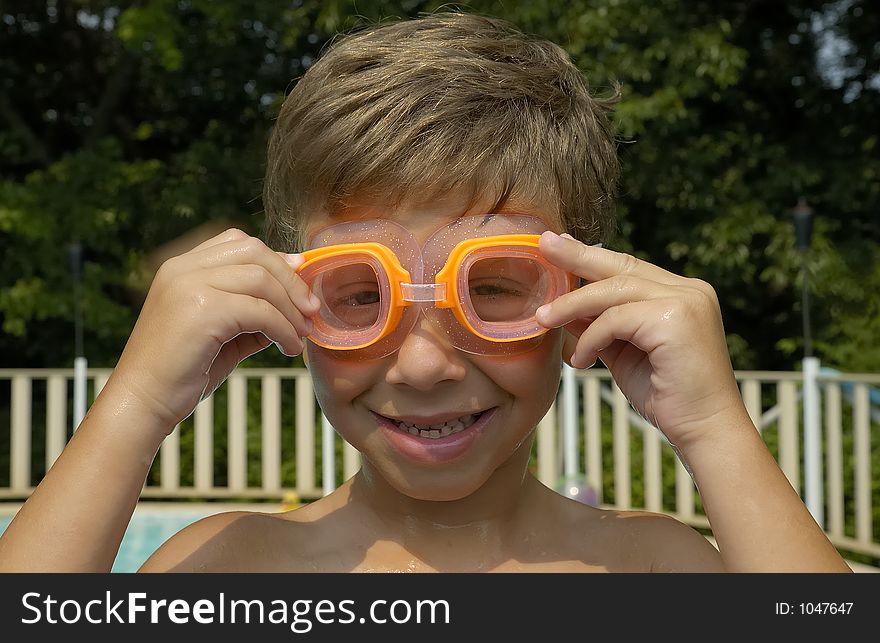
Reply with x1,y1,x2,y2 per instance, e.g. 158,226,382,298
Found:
0,366,878,563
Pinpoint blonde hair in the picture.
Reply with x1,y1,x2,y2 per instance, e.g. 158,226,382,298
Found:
263,12,620,251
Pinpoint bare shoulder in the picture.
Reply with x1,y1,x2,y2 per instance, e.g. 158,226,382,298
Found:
138,510,292,572
534,483,724,572
610,509,725,572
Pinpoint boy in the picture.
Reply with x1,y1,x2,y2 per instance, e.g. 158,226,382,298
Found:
0,12,849,572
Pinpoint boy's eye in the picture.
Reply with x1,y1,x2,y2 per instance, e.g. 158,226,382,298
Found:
323,284,381,328
336,290,380,307
468,276,541,323
316,263,383,324
469,281,523,298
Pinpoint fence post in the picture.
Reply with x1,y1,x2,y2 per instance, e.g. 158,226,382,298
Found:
536,402,557,488
11,375,32,493
803,356,823,527
73,356,88,431
322,412,335,496
561,363,578,479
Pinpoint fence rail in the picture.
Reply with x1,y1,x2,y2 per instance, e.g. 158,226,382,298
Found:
0,366,878,564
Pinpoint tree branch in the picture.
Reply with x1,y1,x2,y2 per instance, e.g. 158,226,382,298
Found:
86,47,138,145
0,92,51,165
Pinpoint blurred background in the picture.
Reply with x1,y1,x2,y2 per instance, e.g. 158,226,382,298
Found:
0,1,878,570
0,0,877,373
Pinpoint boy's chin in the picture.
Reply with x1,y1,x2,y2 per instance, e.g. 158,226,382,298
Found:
391,475,485,503
401,487,476,502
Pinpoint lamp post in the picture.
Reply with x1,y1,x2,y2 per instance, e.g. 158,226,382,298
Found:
69,240,88,432
792,197,823,527
556,363,598,506
792,198,814,357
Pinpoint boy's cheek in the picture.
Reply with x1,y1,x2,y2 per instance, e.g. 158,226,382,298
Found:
305,343,381,400
478,329,565,380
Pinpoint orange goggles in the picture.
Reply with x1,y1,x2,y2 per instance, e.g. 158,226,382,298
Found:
297,214,580,358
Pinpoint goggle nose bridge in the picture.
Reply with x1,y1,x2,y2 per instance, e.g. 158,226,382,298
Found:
400,282,447,303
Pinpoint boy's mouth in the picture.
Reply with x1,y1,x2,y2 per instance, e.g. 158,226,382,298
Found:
380,410,487,439
371,408,498,464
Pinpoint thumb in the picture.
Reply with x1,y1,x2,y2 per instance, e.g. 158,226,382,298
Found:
204,333,274,399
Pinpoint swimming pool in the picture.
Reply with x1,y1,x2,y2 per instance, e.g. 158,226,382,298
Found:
0,503,280,572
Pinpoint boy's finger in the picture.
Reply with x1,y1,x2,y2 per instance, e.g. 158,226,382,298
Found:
539,232,682,286
204,265,315,338
217,294,303,357
185,227,251,255
191,238,321,314
535,275,676,329
568,300,668,369
207,332,275,388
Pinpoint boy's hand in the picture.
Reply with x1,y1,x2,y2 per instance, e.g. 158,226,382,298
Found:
110,228,320,432
535,231,747,450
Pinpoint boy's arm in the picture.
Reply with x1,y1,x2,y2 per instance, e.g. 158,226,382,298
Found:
535,232,851,572
0,229,317,572
0,380,168,572
677,409,850,572
0,378,171,572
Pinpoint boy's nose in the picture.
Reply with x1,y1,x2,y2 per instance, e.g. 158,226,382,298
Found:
385,314,467,391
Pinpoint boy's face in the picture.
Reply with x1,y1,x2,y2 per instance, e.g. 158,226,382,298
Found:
302,191,566,501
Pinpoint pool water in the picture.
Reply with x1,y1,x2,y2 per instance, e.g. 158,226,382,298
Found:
112,510,215,572
0,508,216,572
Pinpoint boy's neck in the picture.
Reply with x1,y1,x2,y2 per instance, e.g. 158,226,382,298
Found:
304,435,584,571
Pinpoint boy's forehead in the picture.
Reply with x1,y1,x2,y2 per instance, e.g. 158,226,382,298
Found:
302,192,561,245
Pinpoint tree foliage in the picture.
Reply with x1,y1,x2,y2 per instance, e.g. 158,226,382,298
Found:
1,0,878,372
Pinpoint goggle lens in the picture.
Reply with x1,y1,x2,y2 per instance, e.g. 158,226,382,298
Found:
313,261,382,330
465,257,551,324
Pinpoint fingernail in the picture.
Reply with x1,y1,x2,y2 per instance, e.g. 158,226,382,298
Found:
274,341,293,357
541,230,561,247
535,304,550,323
309,292,321,309
570,354,591,369
283,253,304,268
560,233,576,240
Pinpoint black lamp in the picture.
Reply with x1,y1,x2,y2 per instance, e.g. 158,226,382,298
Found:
68,241,84,362
792,198,813,357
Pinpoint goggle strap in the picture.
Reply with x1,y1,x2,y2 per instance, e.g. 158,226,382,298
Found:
401,282,447,303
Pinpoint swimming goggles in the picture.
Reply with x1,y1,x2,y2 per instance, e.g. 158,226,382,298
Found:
297,214,583,358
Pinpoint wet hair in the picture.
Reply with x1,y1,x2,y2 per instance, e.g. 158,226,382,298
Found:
263,11,620,251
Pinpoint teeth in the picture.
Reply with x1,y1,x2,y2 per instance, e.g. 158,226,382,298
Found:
390,412,484,438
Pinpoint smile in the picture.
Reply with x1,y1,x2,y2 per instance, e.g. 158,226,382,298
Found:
385,411,484,438
370,408,498,464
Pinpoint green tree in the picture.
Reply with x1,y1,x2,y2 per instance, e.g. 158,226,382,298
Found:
1,0,877,373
